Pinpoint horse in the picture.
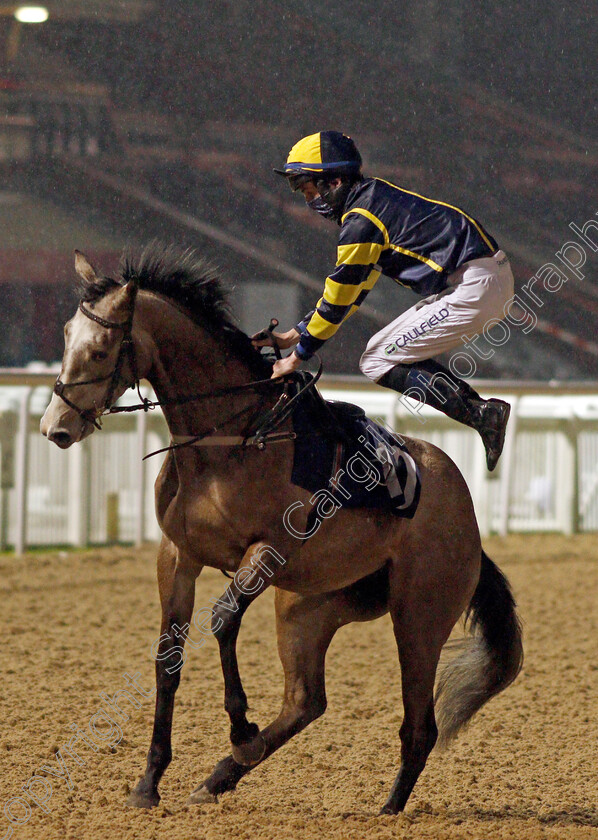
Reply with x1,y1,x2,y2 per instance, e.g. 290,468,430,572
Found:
40,243,523,815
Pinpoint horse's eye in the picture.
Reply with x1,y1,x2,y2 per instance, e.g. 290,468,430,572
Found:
91,350,108,362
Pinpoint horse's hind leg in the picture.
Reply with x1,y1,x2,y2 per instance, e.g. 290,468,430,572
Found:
127,537,198,808
190,587,340,802
211,540,307,766
380,552,475,814
380,632,440,814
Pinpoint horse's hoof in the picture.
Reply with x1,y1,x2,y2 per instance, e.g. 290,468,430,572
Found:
125,787,160,809
188,784,219,805
231,733,267,766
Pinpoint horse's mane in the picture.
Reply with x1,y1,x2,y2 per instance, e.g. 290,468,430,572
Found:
77,242,271,377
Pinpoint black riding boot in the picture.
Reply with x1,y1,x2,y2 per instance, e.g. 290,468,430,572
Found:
378,360,511,471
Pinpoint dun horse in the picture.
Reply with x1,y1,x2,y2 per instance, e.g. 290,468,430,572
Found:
41,245,523,814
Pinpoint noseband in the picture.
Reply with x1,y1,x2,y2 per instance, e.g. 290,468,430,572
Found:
53,284,141,430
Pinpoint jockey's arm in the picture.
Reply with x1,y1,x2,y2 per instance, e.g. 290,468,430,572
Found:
267,212,385,377
291,213,385,361
293,262,381,360
269,264,380,379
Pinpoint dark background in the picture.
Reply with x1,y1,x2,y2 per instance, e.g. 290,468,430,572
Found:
1,0,596,378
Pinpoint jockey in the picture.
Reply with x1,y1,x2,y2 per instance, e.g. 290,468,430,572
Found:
252,130,514,470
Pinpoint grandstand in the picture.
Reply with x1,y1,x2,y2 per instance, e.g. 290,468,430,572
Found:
0,0,596,379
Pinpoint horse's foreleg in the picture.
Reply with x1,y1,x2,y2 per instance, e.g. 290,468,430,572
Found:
191,588,339,802
127,538,197,808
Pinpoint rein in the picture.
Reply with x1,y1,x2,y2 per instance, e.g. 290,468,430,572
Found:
54,288,322,451
138,361,322,459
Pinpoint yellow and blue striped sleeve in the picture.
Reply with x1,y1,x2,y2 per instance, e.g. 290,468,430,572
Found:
295,213,385,358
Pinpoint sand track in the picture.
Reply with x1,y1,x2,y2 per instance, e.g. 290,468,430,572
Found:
0,534,596,840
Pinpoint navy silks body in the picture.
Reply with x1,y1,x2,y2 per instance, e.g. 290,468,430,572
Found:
295,177,498,359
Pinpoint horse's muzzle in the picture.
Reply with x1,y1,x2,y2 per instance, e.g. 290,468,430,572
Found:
40,407,80,449
40,414,75,448
45,428,75,449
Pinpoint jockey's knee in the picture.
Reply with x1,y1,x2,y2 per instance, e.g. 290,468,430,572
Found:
359,348,382,381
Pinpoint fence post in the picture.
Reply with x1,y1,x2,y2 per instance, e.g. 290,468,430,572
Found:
560,417,579,535
472,445,491,537
498,395,519,537
15,388,32,556
0,410,17,550
135,400,147,546
68,438,90,546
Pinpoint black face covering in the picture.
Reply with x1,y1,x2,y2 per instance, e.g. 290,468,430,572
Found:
307,195,336,220
315,178,354,224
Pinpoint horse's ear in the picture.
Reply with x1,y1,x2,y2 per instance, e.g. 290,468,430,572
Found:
74,250,98,285
112,276,139,314
122,274,139,300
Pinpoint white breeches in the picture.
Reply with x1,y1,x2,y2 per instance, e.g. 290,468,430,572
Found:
359,250,515,381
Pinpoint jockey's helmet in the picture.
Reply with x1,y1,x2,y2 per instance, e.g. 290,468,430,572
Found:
274,131,362,180
274,131,363,222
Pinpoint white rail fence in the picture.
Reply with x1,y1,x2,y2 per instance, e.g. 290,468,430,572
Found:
2,368,598,553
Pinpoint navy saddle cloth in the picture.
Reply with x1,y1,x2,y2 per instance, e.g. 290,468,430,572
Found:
290,383,421,519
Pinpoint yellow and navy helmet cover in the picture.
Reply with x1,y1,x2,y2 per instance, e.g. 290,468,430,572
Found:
274,131,362,177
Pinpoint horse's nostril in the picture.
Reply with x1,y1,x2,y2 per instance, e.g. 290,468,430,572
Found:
48,430,73,449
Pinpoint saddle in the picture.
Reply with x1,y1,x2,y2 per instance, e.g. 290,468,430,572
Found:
290,373,421,518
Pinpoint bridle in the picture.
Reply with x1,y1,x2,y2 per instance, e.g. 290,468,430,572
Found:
53,284,141,431
53,283,321,450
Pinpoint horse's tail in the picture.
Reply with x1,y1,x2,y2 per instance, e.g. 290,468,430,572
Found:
434,550,523,746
